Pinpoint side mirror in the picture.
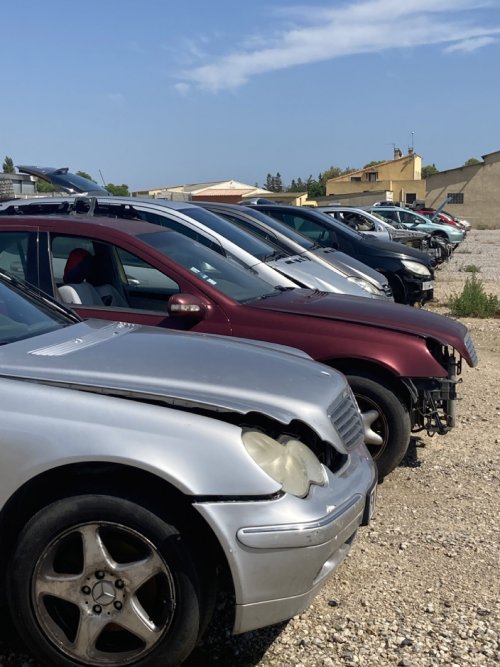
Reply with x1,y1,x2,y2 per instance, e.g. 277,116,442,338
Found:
167,293,207,320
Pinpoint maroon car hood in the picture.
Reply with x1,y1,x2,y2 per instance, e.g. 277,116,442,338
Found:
251,290,477,366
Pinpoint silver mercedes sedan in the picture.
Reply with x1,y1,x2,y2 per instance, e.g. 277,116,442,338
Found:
0,271,377,667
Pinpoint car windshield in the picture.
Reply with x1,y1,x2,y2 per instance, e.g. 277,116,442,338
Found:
0,275,73,345
238,207,317,250
180,206,279,261
137,231,284,303
313,210,364,239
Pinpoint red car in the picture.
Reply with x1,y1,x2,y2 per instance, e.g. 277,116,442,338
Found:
0,214,477,477
415,209,461,227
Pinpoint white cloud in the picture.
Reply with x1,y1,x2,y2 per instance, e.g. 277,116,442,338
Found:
445,35,497,52
176,0,500,92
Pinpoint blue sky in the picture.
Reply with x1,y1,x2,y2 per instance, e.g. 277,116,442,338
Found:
3,0,500,190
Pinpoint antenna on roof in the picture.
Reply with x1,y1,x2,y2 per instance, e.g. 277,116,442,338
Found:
98,169,107,186
409,131,415,154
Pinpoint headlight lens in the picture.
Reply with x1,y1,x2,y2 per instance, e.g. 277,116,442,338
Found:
242,430,326,498
347,276,381,295
401,260,431,277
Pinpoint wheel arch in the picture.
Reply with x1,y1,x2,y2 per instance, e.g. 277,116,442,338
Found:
0,462,232,603
325,358,415,410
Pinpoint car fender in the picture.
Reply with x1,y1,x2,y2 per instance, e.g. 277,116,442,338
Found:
0,377,282,508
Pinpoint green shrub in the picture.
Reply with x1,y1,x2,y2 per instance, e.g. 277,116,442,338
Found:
462,264,480,273
448,275,499,318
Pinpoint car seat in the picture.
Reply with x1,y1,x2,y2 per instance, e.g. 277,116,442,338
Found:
58,248,103,306
59,248,129,307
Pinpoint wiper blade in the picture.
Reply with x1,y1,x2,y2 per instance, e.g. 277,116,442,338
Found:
262,250,287,261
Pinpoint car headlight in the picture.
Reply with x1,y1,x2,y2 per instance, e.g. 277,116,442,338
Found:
401,260,431,277
242,430,327,498
347,276,381,295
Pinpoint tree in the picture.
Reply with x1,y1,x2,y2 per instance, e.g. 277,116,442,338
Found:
105,183,130,196
363,160,385,169
321,166,344,182
463,158,481,167
306,174,325,198
35,179,57,193
421,164,439,178
2,156,15,173
76,170,96,182
264,172,283,192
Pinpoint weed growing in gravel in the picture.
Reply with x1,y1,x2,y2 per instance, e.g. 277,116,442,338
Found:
448,274,500,317
462,264,480,273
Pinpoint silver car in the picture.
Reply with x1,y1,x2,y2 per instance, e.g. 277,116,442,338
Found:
5,167,389,299
0,272,377,667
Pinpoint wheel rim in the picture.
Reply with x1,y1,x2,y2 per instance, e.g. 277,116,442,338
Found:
355,394,389,461
32,522,175,665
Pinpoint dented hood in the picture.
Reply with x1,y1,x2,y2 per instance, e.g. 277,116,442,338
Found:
250,290,478,367
0,319,346,423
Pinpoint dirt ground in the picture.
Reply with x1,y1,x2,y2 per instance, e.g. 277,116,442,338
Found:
186,229,500,666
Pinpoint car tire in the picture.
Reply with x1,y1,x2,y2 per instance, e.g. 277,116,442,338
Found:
7,494,203,667
346,374,411,478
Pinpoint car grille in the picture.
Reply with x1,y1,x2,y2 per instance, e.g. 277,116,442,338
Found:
464,331,479,367
329,389,364,450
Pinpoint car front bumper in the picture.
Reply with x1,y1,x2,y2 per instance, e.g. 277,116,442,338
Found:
194,442,376,634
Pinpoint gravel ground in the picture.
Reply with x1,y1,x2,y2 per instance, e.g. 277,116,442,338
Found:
1,230,499,666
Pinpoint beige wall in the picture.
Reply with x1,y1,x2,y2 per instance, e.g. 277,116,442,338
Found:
425,152,500,228
325,153,424,204
325,179,425,205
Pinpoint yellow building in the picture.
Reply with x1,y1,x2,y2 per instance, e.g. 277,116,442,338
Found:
325,149,426,206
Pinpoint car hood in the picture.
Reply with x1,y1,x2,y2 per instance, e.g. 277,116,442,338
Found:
17,166,110,196
0,319,346,425
266,254,377,298
250,290,478,367
366,236,438,266
312,247,389,289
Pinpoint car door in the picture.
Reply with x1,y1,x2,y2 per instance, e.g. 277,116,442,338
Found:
47,232,232,333
0,229,41,288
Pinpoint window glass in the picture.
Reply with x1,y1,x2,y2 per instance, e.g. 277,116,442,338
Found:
135,210,225,255
0,232,31,281
0,278,72,345
137,231,280,303
116,248,179,292
51,236,95,284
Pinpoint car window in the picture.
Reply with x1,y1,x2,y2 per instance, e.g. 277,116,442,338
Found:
0,232,32,282
0,277,73,345
134,210,227,256
377,209,398,222
137,230,280,303
51,236,96,284
400,211,420,225
113,248,180,312
270,211,334,244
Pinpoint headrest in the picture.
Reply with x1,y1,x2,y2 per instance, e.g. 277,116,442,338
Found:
63,248,96,284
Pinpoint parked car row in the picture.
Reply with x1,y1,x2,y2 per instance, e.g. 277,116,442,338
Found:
319,205,455,263
0,167,478,667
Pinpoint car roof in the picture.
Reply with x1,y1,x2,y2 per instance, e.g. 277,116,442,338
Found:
0,213,173,238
